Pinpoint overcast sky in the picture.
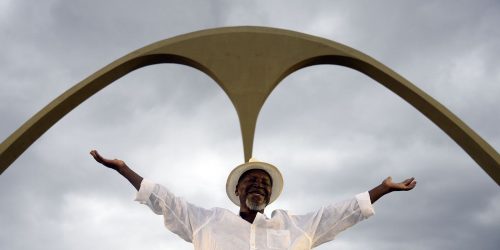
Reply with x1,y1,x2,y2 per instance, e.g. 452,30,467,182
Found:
1,0,499,249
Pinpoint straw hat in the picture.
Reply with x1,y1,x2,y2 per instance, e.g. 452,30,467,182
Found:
226,159,283,206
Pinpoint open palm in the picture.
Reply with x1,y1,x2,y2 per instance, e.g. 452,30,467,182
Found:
90,150,126,171
383,176,417,191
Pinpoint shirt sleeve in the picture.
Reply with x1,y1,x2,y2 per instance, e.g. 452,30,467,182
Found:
134,179,215,243
289,191,375,248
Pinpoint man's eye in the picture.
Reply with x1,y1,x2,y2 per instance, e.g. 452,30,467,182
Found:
245,178,255,183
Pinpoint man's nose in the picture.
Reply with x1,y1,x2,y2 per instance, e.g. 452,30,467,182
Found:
251,182,261,188
252,179,266,187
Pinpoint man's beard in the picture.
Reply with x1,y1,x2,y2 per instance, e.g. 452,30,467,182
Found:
246,198,267,211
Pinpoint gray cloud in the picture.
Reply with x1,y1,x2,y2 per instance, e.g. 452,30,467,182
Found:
1,0,499,250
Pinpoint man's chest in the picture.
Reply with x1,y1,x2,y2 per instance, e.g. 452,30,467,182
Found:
193,215,311,250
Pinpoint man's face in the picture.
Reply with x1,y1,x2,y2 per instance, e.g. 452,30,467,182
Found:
235,169,273,212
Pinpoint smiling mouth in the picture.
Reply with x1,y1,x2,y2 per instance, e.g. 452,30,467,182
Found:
248,188,266,196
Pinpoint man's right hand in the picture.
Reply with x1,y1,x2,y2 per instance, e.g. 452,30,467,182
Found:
90,149,143,191
90,150,126,171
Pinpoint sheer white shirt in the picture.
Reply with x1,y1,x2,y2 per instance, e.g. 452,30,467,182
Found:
135,179,375,250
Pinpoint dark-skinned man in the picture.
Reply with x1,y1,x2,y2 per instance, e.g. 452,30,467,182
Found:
90,150,416,249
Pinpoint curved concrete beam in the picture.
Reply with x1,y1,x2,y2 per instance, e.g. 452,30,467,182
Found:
1,26,498,184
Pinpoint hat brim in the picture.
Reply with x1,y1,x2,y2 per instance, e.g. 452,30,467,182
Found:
226,161,283,206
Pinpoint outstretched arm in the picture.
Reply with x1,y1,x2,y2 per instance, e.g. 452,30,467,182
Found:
90,150,143,191
368,176,416,204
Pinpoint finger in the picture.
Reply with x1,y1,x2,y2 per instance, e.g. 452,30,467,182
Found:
90,150,98,159
403,177,415,185
90,150,105,163
404,180,417,190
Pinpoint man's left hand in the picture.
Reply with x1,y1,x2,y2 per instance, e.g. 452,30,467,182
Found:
382,176,417,192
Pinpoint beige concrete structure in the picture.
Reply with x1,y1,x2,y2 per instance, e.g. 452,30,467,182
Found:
0,26,498,184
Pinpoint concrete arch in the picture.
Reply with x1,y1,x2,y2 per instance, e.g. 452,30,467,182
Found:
0,26,498,184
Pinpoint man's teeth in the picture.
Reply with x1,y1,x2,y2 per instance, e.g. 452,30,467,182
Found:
249,190,265,195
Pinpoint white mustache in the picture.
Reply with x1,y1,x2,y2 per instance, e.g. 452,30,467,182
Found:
247,187,267,196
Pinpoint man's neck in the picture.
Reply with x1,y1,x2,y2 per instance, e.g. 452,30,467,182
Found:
239,210,263,224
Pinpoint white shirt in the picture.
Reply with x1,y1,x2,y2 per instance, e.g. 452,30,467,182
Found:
135,179,375,250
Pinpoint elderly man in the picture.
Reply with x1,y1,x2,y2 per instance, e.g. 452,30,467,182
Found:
90,150,416,249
